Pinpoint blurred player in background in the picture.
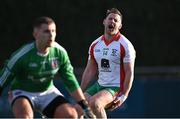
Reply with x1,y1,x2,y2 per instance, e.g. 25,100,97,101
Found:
0,16,94,118
78,8,136,118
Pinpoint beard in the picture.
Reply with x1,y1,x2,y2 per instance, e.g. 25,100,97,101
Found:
107,29,118,36
46,40,54,47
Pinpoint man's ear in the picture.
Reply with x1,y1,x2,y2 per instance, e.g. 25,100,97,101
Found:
103,19,106,26
33,28,38,38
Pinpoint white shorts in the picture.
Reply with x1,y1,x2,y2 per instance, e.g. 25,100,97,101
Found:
8,86,64,113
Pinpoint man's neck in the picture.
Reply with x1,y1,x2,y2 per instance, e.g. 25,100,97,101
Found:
104,34,113,41
104,32,119,41
36,43,49,55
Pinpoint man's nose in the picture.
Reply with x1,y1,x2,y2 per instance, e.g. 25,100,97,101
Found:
49,32,54,37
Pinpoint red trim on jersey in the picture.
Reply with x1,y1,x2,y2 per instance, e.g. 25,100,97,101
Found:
101,32,120,46
90,41,98,60
118,43,125,96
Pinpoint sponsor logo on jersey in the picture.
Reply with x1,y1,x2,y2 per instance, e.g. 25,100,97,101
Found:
28,75,48,83
29,63,38,67
41,61,48,65
95,49,100,52
100,58,112,72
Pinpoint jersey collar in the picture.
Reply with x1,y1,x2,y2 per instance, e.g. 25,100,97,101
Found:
101,32,121,46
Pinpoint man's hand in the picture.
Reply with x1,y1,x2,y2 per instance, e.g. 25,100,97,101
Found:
82,106,96,118
78,100,96,118
105,94,127,111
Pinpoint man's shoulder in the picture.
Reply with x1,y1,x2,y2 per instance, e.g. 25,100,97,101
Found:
119,34,134,46
51,42,64,49
119,34,136,53
6,42,35,67
11,42,34,57
90,36,103,46
95,35,103,42
51,42,67,54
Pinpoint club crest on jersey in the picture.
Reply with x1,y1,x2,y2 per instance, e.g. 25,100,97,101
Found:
51,59,58,69
111,49,118,56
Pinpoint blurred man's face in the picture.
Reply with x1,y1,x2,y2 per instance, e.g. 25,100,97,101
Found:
103,13,122,36
33,23,56,48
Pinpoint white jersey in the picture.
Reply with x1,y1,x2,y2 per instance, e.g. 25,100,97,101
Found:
88,32,136,88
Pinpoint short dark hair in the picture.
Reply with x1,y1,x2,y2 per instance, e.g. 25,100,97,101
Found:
106,8,122,20
33,16,55,28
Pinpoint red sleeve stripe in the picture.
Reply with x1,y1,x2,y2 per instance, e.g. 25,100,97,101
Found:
119,43,125,96
90,41,98,60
